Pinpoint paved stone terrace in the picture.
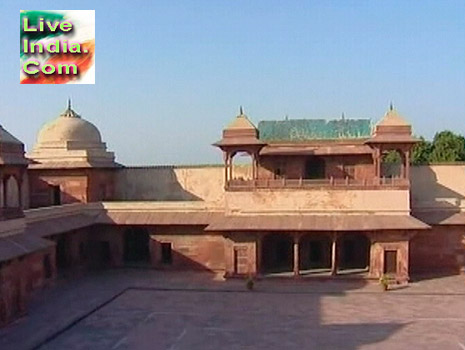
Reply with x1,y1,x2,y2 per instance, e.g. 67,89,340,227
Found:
1,269,465,350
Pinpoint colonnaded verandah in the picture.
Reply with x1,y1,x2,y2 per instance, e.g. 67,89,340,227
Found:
0,102,464,325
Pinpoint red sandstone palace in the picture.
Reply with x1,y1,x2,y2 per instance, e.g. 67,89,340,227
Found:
1,102,464,325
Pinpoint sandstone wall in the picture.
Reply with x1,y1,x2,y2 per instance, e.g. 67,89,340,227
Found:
410,225,465,274
115,165,412,214
225,189,410,214
409,165,465,275
114,165,248,205
82,225,226,272
29,172,88,208
149,226,225,272
0,247,55,326
410,164,465,210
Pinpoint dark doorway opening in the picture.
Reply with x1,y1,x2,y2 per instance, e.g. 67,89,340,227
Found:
79,242,86,261
300,235,331,270
384,250,397,275
124,228,150,264
305,157,326,179
339,234,370,270
310,242,322,262
55,236,68,270
43,255,53,279
262,234,293,273
51,185,61,206
99,241,111,265
86,241,112,268
161,243,172,265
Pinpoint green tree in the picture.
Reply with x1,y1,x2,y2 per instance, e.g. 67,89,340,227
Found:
429,131,465,163
382,150,402,163
411,137,432,165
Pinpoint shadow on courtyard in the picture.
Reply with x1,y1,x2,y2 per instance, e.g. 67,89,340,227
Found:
0,268,409,350
22,230,408,348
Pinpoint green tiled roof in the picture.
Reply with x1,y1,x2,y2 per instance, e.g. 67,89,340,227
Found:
257,119,372,141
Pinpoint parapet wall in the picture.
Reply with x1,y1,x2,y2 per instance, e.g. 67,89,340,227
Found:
114,165,249,205
113,164,465,213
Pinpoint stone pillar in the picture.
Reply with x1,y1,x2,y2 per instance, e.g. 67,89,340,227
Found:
223,152,229,185
331,233,338,276
251,152,255,180
405,150,410,180
372,148,382,182
293,235,300,277
400,152,405,179
149,236,159,267
252,152,259,180
256,235,262,275
368,235,377,278
224,152,233,185
228,153,234,181
254,153,259,180
17,177,23,208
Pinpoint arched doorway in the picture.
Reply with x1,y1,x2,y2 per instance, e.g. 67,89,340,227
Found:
124,227,150,264
5,176,20,208
299,234,331,271
262,234,293,274
339,233,370,270
230,151,254,181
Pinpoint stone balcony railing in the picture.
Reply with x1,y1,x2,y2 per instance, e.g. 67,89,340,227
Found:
226,177,410,191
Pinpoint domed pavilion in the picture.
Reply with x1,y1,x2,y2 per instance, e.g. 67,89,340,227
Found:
27,100,119,207
28,100,116,168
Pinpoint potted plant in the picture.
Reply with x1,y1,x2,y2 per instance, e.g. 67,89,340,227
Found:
246,275,254,291
379,274,389,291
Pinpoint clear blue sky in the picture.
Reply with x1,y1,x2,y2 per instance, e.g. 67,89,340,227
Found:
1,0,464,165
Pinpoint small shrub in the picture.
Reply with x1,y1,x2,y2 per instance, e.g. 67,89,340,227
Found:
379,274,390,291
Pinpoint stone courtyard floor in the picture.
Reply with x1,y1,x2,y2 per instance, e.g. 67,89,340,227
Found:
1,269,465,350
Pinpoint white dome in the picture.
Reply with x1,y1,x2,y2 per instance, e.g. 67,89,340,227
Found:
28,102,116,168
36,107,102,145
